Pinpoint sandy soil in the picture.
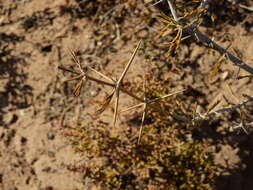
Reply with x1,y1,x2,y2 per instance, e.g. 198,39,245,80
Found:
1,0,253,189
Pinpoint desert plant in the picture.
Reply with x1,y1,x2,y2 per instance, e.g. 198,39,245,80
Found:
58,0,253,189
157,0,253,131
62,73,218,189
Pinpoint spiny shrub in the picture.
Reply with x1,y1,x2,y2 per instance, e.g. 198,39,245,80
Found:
62,73,219,190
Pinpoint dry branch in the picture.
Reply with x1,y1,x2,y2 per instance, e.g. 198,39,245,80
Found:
166,0,253,75
194,95,253,120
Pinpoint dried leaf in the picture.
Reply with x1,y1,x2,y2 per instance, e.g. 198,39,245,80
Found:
157,13,177,25
73,78,85,97
206,99,221,114
210,43,231,80
157,26,173,38
209,55,225,80
167,28,183,56
168,42,178,57
183,8,206,19
226,83,239,103
96,89,115,115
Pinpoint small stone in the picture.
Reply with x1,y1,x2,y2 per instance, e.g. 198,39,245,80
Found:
47,132,55,140
20,136,27,144
90,88,100,97
47,151,55,158
97,41,102,46
221,71,229,80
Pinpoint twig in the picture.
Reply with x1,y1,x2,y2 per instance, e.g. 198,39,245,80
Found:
198,0,209,9
112,40,142,127
58,66,143,102
120,89,185,113
138,74,148,144
59,41,142,127
208,96,253,115
165,0,253,75
230,121,249,134
237,75,253,80
194,95,253,120
121,88,185,143
166,0,179,21
148,0,163,7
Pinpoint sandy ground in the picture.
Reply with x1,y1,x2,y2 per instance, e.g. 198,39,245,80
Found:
1,0,253,189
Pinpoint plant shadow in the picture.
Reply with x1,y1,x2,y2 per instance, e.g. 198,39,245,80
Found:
192,117,253,190
0,32,33,127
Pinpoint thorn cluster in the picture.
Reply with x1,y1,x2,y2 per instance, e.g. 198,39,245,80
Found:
59,41,184,143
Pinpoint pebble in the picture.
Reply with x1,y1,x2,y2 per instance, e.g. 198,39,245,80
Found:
47,132,55,140
89,88,100,97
